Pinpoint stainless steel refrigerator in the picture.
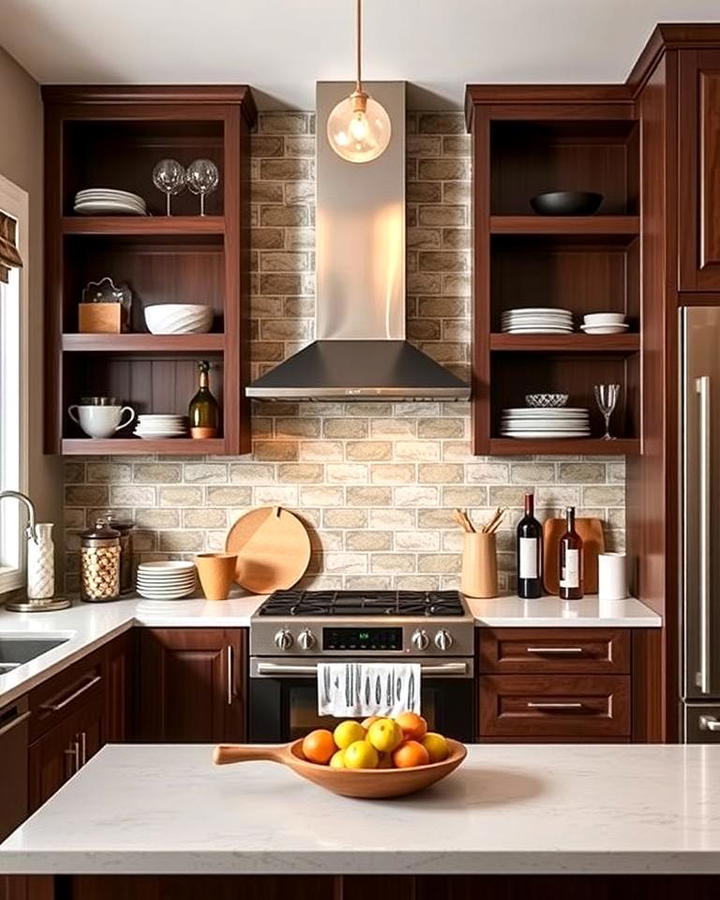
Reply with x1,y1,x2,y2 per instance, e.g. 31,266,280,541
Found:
681,306,720,741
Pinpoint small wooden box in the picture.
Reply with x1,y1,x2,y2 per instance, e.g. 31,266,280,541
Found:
79,303,122,333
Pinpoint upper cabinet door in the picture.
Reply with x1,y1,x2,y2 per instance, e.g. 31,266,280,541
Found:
680,50,720,291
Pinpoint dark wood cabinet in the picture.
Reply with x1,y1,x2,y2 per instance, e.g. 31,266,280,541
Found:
679,49,720,291
136,629,246,743
105,630,135,743
478,628,630,675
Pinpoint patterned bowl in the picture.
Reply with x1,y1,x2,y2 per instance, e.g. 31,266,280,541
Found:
144,304,213,334
525,393,569,408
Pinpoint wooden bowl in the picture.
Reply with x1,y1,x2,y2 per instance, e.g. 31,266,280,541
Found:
213,738,467,799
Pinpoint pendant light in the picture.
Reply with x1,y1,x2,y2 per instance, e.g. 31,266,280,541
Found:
327,0,391,163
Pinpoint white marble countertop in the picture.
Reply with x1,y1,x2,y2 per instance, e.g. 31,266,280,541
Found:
467,594,662,628
1,743,718,875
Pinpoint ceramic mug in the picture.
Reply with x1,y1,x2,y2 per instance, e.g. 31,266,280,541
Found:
68,403,135,439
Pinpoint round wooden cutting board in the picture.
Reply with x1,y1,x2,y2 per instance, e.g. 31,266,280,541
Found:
225,506,311,593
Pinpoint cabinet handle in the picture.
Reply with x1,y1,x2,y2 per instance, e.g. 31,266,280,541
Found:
0,709,30,738
226,645,234,706
526,701,584,710
699,715,720,733
525,647,584,654
697,375,712,694
64,740,80,776
41,675,102,712
79,730,87,767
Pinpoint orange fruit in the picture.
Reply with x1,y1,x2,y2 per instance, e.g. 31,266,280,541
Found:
301,729,336,765
395,712,428,741
393,740,430,768
361,715,381,730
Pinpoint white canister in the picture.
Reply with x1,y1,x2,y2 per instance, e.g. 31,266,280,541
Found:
27,523,55,599
598,552,627,600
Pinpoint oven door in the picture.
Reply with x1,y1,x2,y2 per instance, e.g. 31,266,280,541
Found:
248,656,475,743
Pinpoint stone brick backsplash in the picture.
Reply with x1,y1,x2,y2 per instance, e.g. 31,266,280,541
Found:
62,111,625,594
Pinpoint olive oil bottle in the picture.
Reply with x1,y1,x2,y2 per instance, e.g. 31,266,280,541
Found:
189,360,219,439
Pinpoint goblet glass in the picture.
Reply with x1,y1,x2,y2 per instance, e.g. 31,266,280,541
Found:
186,159,220,216
594,384,621,440
152,159,186,215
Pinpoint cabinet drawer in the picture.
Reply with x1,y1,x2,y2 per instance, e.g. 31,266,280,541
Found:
29,650,104,742
478,628,630,674
479,674,630,738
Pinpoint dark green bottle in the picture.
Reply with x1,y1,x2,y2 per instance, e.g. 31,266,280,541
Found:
189,360,219,439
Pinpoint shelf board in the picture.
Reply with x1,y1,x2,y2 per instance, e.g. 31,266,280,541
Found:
490,333,639,353
61,216,225,236
61,333,225,353
489,438,640,456
61,438,226,455
490,216,639,237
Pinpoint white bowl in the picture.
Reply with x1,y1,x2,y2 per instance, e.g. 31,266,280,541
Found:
144,304,213,335
583,312,626,325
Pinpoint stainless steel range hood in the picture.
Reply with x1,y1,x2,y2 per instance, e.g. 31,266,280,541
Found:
246,81,470,402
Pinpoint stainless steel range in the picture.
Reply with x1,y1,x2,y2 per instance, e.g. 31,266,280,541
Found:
248,589,475,742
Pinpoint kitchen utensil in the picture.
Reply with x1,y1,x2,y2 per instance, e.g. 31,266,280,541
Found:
213,738,467,799
453,508,475,533
144,304,213,335
525,393,569,408
594,383,621,440
195,552,237,601
226,506,311,593
483,507,506,534
530,191,603,215
543,517,605,595
186,159,219,216
460,532,498,598
68,403,135,439
152,159,186,215
80,520,121,602
598,552,628,600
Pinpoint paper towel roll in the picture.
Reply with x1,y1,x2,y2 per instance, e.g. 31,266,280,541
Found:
598,552,627,600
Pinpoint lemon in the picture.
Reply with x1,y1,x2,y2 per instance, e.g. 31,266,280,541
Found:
367,718,404,753
329,750,346,768
343,740,379,769
333,720,367,750
421,732,449,763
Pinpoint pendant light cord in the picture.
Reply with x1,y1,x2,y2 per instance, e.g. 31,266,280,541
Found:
356,0,362,91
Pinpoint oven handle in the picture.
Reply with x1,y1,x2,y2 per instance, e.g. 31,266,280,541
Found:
254,661,469,677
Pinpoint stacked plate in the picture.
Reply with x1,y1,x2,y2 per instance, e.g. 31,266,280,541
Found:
500,407,591,439
580,312,628,335
73,189,147,216
136,561,196,600
502,308,574,334
134,414,187,440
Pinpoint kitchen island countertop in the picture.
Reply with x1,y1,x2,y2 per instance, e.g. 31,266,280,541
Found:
1,742,719,876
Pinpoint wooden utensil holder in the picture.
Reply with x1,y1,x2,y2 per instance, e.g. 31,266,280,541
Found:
461,533,498,598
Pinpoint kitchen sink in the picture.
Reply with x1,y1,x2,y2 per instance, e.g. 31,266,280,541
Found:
0,635,69,675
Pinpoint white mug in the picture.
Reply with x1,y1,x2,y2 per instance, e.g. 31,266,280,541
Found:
598,552,628,600
68,404,135,439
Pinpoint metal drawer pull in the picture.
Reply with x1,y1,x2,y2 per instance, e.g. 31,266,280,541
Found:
41,675,102,712
697,375,712,694
526,647,584,654
227,646,234,706
64,740,80,776
699,715,720,732
0,709,30,738
79,730,87,767
526,702,584,710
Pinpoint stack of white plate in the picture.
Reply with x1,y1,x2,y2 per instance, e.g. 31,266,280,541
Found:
502,308,574,334
580,312,628,335
500,407,591,439
73,189,147,216
136,561,196,600
134,414,187,440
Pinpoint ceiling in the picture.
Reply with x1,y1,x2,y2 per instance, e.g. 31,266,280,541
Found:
1,0,719,109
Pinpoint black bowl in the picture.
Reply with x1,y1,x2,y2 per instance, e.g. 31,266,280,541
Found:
530,191,604,216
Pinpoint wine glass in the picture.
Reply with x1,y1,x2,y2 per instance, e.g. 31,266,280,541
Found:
186,159,220,216
594,384,621,440
152,159,186,216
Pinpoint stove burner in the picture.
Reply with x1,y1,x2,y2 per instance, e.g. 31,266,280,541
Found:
258,589,465,617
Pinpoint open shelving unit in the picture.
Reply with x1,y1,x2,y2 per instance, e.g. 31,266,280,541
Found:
466,91,642,455
43,86,256,456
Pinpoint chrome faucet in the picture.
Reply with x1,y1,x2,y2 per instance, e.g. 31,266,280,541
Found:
0,490,38,543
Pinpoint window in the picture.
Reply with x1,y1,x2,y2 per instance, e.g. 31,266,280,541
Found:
0,175,29,594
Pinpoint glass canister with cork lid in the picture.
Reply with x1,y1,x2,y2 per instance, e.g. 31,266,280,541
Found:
80,519,121,602
100,511,135,594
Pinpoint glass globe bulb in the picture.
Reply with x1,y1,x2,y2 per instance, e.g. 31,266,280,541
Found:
327,90,392,163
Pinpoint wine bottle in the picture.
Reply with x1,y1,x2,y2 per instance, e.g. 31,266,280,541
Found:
189,360,219,439
559,506,584,600
516,492,543,599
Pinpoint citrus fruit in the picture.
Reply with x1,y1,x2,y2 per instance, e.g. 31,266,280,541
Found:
343,740,379,769
301,729,336,765
361,715,381,730
396,712,428,741
329,750,346,768
367,717,404,753
422,732,449,763
392,739,430,768
333,720,367,750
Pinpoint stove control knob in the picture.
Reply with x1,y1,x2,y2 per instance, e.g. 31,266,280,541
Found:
298,628,315,651
274,628,294,651
434,629,453,651
411,628,430,651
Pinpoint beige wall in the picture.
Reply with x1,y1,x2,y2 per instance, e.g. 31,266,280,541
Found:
0,47,62,572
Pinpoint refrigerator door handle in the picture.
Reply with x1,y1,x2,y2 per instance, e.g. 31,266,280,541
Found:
697,375,712,695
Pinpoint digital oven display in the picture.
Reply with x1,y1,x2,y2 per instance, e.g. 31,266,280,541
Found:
323,627,403,651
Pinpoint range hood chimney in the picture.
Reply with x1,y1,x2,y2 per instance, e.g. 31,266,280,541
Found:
246,82,470,401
